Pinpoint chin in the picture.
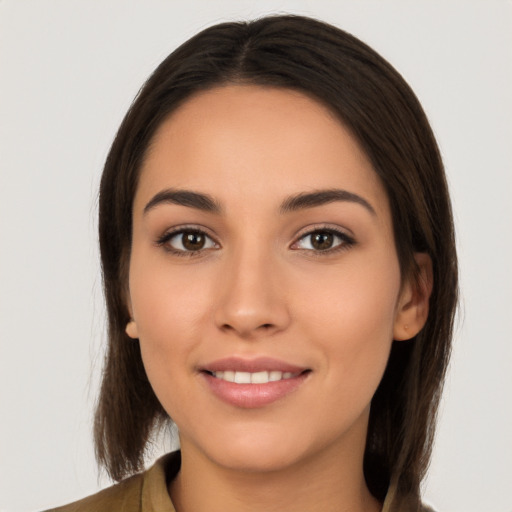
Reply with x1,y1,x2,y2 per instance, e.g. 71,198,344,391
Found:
183,417,353,475
179,421,309,473
211,443,306,474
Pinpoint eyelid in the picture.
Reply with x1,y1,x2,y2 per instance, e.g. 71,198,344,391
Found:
291,223,354,242
290,224,356,251
155,224,220,253
155,223,354,256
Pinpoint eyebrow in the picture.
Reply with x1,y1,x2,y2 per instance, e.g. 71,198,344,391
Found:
280,189,376,215
143,187,375,217
144,189,221,215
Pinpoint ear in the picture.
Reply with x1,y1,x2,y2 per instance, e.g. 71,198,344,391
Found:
124,294,139,339
125,318,139,339
393,253,433,341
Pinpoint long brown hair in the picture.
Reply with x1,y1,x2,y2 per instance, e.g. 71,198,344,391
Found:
95,15,458,509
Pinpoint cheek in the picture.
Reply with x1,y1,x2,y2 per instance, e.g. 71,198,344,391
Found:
297,252,401,394
129,250,214,335
127,255,214,406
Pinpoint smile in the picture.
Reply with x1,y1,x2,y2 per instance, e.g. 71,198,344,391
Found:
210,370,300,384
199,357,311,408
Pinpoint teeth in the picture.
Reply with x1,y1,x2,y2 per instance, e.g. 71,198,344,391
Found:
234,371,251,384
223,370,235,382
211,370,299,383
251,371,269,384
269,371,282,382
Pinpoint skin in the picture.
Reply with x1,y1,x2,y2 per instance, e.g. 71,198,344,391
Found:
126,85,431,512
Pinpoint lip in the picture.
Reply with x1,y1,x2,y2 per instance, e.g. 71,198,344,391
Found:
199,356,311,409
200,356,307,374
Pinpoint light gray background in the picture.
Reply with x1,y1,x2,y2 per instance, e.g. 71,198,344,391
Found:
1,1,511,511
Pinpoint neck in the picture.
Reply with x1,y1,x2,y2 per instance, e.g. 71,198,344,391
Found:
169,416,381,512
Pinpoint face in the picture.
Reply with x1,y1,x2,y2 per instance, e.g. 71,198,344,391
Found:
126,85,419,473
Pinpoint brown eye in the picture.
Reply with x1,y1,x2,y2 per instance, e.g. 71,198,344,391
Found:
311,232,334,250
164,230,217,253
182,232,206,250
294,229,353,252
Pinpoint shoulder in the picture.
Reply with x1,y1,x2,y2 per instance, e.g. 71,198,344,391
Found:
42,451,180,512
42,472,144,512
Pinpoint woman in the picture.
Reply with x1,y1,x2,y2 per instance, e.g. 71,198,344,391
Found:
47,14,457,512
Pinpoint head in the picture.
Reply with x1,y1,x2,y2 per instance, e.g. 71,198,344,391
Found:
95,14,458,507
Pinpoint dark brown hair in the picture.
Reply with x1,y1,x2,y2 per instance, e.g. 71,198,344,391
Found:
95,14,458,509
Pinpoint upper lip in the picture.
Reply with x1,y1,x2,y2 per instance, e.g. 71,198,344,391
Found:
200,356,309,374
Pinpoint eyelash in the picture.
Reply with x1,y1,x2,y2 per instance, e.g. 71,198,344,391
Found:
292,226,356,256
155,225,355,257
155,226,219,258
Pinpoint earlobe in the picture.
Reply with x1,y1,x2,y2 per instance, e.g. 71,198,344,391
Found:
124,290,138,339
126,319,139,339
393,253,433,341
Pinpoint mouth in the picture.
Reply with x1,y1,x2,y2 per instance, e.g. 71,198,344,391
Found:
199,357,311,408
204,369,305,384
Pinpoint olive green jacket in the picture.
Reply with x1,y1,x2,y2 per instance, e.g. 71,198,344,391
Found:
44,451,434,512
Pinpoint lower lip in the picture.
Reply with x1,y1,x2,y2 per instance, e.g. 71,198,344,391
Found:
201,372,309,408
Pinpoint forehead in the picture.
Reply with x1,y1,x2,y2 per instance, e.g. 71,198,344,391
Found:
136,85,387,216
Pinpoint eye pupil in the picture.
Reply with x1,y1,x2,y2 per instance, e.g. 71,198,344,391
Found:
182,232,205,250
312,232,333,250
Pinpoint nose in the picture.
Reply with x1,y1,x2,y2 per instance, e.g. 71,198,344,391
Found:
214,244,291,339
